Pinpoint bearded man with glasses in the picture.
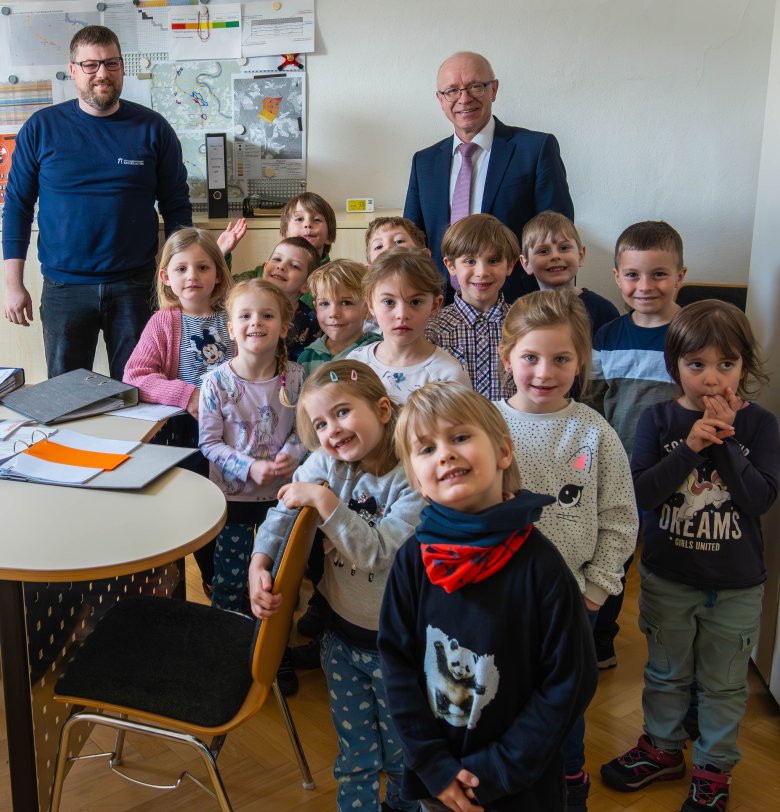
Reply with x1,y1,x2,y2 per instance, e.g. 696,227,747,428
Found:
2,25,192,380
404,51,574,303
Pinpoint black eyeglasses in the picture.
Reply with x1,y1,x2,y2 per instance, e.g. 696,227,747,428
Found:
437,80,495,103
73,58,123,75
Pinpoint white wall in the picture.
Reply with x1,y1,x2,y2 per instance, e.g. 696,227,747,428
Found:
307,0,775,305
747,1,780,695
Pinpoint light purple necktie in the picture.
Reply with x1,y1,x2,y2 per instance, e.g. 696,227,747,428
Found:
450,141,480,225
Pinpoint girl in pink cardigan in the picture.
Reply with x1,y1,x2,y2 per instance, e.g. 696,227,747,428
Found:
124,227,234,594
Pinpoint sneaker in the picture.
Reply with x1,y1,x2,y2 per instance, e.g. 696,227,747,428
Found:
597,654,618,670
276,647,299,696
680,764,731,812
601,734,686,791
297,595,328,638
290,639,321,670
565,770,591,811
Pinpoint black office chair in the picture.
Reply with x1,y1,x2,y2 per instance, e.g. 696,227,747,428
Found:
675,282,747,311
49,506,319,811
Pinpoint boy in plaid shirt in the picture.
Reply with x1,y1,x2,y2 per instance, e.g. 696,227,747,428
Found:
426,214,519,399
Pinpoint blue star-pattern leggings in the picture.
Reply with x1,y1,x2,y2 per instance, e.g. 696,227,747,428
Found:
320,629,418,812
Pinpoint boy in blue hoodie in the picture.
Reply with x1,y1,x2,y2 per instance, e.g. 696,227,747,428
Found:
378,383,598,812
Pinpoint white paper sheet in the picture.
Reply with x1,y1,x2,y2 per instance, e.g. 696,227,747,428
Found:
50,429,140,455
0,453,101,484
241,0,315,57
111,403,186,421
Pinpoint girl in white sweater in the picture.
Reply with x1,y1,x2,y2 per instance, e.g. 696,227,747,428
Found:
495,288,638,811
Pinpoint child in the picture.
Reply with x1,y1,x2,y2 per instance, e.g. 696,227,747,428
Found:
124,227,234,415
295,259,381,646
589,220,687,668
601,300,779,812
520,211,619,336
496,289,638,810
237,192,337,283
123,227,234,592
237,236,322,362
366,215,427,264
282,191,337,263
249,360,426,812
427,213,519,399
379,383,598,812
348,247,471,404
297,259,380,374
199,279,305,634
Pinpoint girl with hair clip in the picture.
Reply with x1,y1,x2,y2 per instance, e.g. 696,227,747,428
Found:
602,300,779,812
496,288,638,811
249,360,425,812
199,279,305,626
124,226,235,593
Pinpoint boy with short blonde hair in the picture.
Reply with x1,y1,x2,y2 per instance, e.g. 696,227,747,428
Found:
366,216,427,264
379,383,597,812
521,211,619,336
426,213,518,399
298,259,380,374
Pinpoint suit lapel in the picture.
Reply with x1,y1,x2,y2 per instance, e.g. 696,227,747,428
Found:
432,137,453,222
482,118,515,213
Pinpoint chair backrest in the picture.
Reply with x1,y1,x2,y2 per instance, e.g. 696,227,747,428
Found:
250,505,319,688
675,283,747,311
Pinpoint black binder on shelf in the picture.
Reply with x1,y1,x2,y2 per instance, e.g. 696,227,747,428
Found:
0,367,24,397
206,132,228,218
0,369,138,424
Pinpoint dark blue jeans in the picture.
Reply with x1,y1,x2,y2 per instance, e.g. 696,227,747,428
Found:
41,272,154,380
562,607,600,775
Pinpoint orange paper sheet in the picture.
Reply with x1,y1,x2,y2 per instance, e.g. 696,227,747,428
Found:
23,439,130,471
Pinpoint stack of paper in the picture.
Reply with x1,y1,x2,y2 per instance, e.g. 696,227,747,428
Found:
0,429,140,485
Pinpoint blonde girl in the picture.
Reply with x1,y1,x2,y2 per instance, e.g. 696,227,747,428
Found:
347,247,471,404
497,288,638,807
199,279,305,635
602,300,779,812
249,360,424,812
124,227,234,592
124,227,234,414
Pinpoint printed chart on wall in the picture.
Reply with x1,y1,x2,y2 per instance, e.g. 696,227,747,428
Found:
0,0,315,208
233,72,305,181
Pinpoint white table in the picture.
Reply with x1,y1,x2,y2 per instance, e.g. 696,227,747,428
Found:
0,409,226,811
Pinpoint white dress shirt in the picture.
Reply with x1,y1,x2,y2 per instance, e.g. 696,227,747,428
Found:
448,116,496,216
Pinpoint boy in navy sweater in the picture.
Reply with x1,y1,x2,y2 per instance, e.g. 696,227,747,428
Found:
378,383,597,811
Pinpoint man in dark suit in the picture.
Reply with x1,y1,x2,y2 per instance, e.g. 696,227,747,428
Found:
404,51,574,302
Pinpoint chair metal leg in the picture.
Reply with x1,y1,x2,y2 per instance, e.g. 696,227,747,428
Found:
112,714,128,766
49,711,235,812
273,680,315,790
49,713,81,812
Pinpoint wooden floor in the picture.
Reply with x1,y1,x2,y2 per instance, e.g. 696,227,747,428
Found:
2,555,779,811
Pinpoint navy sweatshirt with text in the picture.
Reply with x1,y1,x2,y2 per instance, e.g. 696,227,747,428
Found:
2,99,191,283
632,400,779,589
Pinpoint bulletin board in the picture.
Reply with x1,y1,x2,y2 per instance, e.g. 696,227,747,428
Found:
0,0,314,212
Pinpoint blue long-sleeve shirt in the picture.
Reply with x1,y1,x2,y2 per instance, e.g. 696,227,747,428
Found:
2,99,191,283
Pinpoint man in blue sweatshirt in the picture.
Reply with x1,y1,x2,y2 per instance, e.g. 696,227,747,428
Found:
2,25,192,379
